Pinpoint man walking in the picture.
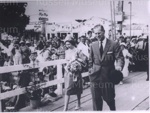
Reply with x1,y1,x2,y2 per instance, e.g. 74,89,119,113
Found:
89,24,124,111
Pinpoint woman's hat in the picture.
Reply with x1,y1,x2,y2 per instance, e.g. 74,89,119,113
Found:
31,50,37,54
26,40,30,44
20,40,25,44
14,41,19,45
120,42,126,47
109,70,123,85
131,38,136,42
46,39,51,43
64,34,74,43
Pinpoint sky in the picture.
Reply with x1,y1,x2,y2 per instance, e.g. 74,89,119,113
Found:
25,0,149,24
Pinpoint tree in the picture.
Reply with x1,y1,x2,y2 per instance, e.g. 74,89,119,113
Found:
0,2,30,36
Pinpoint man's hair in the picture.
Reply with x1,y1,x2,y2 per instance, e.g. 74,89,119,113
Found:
93,24,105,32
87,30,92,35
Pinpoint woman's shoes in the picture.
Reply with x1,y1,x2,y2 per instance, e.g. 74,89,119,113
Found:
75,106,81,110
49,92,57,97
146,78,149,81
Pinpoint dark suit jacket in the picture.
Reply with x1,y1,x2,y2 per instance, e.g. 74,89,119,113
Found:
88,38,124,82
91,37,98,43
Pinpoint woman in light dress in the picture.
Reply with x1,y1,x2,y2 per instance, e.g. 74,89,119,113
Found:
12,44,22,65
63,36,87,111
120,42,132,84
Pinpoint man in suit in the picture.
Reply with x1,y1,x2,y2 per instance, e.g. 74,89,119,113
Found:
89,24,124,111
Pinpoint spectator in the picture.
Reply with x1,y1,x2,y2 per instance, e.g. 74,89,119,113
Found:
77,35,89,58
87,30,97,43
33,39,37,48
87,31,92,39
20,40,31,64
12,44,22,65
51,39,59,60
120,43,132,84
41,39,52,61
36,36,45,50
0,47,8,82
29,50,39,65
77,35,89,85
27,40,36,54
0,47,7,67
131,38,137,47
56,39,66,59
118,36,125,44
128,38,138,72
123,33,127,38
4,56,11,66
125,37,132,51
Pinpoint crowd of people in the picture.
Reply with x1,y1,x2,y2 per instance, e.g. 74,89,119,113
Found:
0,34,67,111
116,33,149,82
0,25,149,111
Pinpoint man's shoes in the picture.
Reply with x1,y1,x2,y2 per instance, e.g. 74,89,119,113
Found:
49,92,57,97
119,81,123,85
146,78,149,81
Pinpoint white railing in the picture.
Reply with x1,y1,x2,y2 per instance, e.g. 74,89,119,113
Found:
0,59,89,112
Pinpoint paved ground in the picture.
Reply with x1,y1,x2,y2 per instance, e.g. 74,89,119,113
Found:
20,71,149,112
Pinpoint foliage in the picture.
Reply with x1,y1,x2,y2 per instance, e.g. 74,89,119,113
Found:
0,2,30,35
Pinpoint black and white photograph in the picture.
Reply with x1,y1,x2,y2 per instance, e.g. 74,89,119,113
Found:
0,0,149,112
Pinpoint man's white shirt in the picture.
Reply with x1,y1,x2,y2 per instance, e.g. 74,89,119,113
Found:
99,37,107,49
77,42,89,58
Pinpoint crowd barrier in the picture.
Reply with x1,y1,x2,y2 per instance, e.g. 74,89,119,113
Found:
0,59,89,112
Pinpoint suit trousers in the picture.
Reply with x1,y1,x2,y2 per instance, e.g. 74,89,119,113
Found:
90,81,116,111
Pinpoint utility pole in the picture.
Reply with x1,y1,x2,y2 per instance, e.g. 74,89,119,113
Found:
147,25,149,35
113,0,116,40
128,2,132,38
111,1,124,40
115,1,124,35
110,0,114,40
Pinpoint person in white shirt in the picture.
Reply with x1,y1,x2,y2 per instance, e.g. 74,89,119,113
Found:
0,40,11,56
120,42,132,84
26,40,36,54
77,35,89,58
36,40,52,62
29,50,39,65
77,35,90,88
130,38,137,48
4,56,11,66
12,44,22,65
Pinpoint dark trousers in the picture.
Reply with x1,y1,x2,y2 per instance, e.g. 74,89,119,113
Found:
147,64,149,80
90,81,116,111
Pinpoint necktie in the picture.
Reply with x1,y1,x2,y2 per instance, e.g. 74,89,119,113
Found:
100,41,103,57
